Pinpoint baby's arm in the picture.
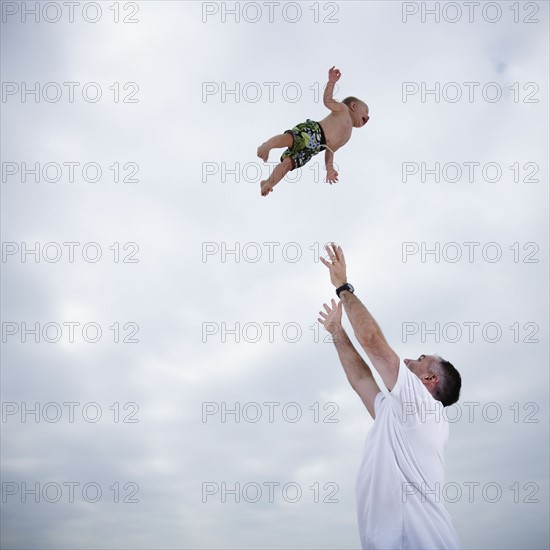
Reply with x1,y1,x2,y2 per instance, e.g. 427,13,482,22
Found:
323,66,347,112
325,149,338,184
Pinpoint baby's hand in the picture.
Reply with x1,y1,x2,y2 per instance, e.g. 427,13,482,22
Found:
326,167,339,184
328,66,341,83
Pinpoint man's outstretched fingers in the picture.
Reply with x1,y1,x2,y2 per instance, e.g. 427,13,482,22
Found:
332,243,345,263
325,244,337,261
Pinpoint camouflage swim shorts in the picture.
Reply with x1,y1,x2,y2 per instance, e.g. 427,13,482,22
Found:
280,119,327,170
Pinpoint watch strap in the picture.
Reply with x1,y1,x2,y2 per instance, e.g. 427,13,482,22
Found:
336,283,353,298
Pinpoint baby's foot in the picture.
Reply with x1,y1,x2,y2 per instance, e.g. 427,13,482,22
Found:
257,143,270,162
260,180,274,197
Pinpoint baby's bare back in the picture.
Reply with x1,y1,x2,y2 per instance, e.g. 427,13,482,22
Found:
319,111,353,152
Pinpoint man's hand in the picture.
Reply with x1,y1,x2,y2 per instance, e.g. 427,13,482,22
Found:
328,66,341,84
318,298,343,335
326,167,339,184
320,242,347,288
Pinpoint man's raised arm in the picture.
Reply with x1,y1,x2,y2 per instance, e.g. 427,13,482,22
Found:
320,244,400,391
318,299,381,418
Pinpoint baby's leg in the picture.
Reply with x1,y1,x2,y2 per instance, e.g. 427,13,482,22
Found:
260,157,293,196
257,133,293,162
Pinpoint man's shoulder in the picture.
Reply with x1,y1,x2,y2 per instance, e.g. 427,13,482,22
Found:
390,363,440,405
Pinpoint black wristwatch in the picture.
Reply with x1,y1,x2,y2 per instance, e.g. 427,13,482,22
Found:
336,283,354,298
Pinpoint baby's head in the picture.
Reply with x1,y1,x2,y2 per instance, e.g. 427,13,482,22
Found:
342,97,370,127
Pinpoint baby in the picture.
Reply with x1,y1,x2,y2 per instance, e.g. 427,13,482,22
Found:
257,66,370,196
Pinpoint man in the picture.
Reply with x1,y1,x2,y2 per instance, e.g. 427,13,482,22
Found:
318,243,462,550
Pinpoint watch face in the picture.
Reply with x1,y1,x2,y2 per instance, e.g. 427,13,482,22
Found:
348,283,355,293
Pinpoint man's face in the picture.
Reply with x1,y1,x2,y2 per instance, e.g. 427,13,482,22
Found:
404,354,439,381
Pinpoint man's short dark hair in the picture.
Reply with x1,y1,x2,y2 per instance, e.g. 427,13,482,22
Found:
433,358,461,407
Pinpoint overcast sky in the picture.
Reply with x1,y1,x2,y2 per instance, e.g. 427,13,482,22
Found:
1,1,549,549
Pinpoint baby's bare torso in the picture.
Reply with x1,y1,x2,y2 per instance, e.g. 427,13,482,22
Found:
318,110,353,151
